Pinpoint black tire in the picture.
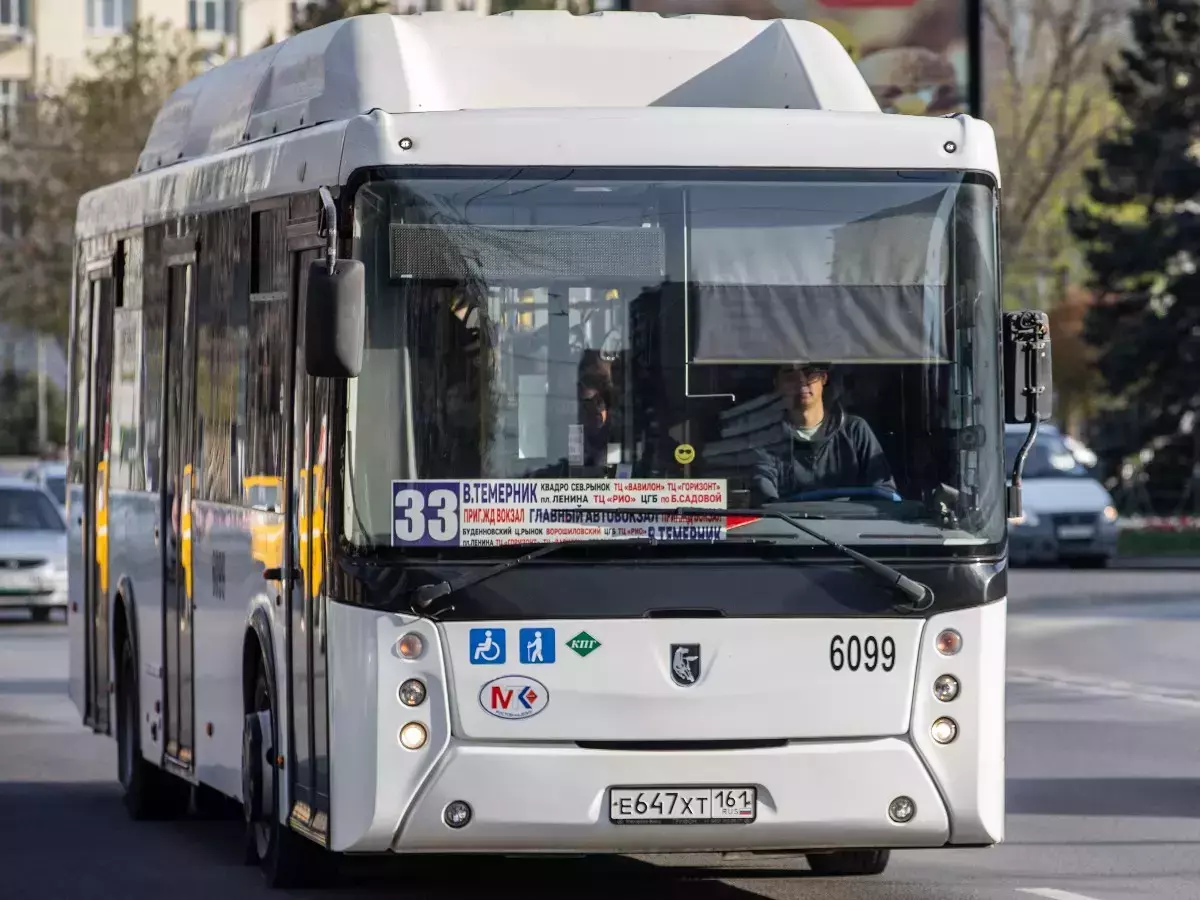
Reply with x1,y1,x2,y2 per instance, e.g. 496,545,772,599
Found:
117,639,190,820
244,660,335,888
806,849,890,876
30,607,52,623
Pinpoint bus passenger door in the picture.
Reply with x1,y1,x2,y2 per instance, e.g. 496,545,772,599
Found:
77,265,116,733
285,243,331,841
162,255,198,771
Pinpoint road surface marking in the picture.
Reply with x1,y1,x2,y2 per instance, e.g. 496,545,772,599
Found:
1018,888,1105,900
1009,667,1200,708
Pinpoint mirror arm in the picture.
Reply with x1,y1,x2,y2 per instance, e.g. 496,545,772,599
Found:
318,186,337,273
1007,421,1039,520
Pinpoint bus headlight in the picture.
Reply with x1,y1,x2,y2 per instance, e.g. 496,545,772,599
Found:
933,675,959,702
931,717,958,744
399,722,428,750
398,679,427,707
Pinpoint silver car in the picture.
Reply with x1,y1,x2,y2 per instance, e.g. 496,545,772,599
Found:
23,461,68,515
0,477,69,622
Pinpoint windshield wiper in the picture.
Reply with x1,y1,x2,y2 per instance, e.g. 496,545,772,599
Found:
676,506,934,614
409,533,779,619
409,504,932,617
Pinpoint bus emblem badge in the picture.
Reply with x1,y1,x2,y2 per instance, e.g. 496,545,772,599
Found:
670,644,701,686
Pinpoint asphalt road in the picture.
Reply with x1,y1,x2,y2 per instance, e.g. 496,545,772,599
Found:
2,570,1199,900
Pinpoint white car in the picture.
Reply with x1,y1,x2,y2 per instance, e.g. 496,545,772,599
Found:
0,477,69,621
1005,425,1119,567
23,461,68,515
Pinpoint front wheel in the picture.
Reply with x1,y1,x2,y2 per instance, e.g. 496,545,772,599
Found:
806,849,890,876
243,664,335,887
117,639,190,820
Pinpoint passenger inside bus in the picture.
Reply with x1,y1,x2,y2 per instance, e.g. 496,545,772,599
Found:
749,362,896,505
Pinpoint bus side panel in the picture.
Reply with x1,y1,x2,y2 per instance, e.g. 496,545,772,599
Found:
132,224,169,768
66,246,88,720
192,500,267,798
327,602,451,853
911,598,1007,845
114,489,167,767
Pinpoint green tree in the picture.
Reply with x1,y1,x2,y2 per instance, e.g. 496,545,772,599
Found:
292,0,391,33
0,20,204,339
1068,0,1200,501
984,0,1125,311
0,368,68,457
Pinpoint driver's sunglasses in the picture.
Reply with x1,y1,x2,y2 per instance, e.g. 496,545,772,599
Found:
779,365,827,383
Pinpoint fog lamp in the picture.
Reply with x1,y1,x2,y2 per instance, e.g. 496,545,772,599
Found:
444,800,472,829
888,796,916,823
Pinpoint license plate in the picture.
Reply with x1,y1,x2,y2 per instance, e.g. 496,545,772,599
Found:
1057,524,1095,540
0,572,32,593
608,786,756,824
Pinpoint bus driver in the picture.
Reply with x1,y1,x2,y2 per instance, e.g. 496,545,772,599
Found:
751,362,896,504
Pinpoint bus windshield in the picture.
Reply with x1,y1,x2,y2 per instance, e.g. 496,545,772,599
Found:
345,168,1004,552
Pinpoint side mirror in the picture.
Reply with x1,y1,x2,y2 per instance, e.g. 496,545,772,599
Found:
1002,310,1052,520
304,259,365,379
1002,310,1053,424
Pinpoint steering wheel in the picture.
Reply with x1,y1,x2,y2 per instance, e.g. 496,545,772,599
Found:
780,486,903,503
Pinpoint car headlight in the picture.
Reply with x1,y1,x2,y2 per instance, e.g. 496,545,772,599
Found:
1102,505,1118,523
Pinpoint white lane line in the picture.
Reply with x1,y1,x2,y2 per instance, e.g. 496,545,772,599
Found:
1008,667,1200,709
1017,888,1106,900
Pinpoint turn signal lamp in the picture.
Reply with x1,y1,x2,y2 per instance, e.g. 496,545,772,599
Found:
397,633,424,660
935,629,962,656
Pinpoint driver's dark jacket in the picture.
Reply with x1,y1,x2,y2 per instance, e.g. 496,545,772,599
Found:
749,406,896,504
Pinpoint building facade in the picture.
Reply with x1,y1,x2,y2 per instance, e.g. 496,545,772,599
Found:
0,0,293,110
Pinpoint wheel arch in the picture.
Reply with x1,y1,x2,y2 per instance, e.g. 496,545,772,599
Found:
243,607,278,715
112,574,138,691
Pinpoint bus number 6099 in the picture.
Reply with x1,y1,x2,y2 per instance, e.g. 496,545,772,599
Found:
829,635,895,672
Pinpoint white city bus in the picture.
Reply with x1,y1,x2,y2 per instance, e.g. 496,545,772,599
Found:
67,11,1052,887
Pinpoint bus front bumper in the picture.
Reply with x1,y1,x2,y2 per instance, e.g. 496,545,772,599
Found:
388,738,950,853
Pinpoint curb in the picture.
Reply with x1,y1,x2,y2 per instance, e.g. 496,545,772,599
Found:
1110,556,1200,570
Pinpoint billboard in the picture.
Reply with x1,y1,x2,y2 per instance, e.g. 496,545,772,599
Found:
625,0,977,117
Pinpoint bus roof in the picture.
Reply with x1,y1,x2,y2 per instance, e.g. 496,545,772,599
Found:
134,11,879,176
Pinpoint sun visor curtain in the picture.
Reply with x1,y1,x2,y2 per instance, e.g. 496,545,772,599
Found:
690,191,955,364
390,223,666,283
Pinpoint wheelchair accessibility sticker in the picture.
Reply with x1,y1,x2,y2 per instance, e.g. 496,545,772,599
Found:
469,628,506,665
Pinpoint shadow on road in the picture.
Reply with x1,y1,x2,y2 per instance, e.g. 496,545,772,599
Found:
0,780,813,900
1008,777,1200,818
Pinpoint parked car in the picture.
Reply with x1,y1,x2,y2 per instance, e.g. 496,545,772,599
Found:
23,461,68,514
1005,424,1119,568
0,477,69,621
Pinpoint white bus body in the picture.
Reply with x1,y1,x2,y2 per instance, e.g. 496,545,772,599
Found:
67,11,1007,886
